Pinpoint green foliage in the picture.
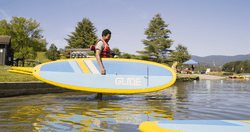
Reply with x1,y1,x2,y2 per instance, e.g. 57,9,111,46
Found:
137,13,173,63
0,20,10,35
45,44,60,61
117,53,138,59
138,55,150,60
111,47,139,59
222,60,250,73
0,16,47,61
169,44,191,66
120,53,131,59
65,18,98,48
35,52,51,63
112,47,121,56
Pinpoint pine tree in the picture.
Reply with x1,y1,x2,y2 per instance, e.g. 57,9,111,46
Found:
137,14,173,63
65,18,98,48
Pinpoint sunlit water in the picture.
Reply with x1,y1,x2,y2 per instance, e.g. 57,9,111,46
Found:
0,79,250,132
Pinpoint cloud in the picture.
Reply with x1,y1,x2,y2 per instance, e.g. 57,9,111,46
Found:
0,9,12,21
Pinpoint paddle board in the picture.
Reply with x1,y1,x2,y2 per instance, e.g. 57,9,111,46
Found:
139,120,250,132
29,58,176,94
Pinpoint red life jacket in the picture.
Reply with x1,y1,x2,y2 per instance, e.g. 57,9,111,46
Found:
100,39,110,58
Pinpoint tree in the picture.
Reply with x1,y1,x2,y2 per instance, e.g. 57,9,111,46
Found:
0,20,10,35
169,44,191,67
222,60,250,73
65,18,98,49
112,47,121,57
137,13,173,63
119,53,139,59
120,53,131,59
45,44,60,61
0,17,47,64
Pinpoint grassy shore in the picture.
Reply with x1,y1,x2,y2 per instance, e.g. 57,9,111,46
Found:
1,52,70,82
0,65,38,82
35,52,51,63
0,52,50,82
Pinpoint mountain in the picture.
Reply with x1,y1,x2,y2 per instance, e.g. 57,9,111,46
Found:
191,54,250,67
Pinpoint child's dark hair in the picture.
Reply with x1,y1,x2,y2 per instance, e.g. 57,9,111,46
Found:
102,29,111,37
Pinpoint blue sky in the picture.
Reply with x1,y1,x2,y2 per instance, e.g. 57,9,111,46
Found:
1,0,249,57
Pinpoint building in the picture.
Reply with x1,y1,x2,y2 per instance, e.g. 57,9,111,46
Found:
0,35,13,65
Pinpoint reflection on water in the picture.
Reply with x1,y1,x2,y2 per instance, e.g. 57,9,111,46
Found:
0,79,250,131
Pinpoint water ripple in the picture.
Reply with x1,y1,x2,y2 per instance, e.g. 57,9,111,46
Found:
0,79,250,131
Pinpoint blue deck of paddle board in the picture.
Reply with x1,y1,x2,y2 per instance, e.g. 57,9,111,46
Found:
92,60,172,76
39,60,173,89
40,61,75,72
40,72,172,89
40,60,172,76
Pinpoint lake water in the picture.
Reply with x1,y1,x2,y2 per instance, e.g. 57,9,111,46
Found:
0,79,250,132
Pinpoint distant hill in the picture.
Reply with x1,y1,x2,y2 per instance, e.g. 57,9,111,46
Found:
191,54,250,67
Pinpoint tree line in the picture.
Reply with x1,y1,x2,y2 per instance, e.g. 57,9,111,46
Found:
1,14,191,66
64,14,191,66
222,60,250,73
0,17,47,64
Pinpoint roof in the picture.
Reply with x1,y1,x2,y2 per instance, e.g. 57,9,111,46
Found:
62,48,93,53
0,35,11,45
183,59,199,65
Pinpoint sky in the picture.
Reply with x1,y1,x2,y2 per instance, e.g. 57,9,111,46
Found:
0,0,249,57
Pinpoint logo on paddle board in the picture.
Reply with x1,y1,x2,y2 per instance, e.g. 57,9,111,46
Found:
115,77,141,86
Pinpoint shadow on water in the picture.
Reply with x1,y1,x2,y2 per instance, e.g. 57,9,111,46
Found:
57,95,130,101
58,94,172,102
143,95,172,101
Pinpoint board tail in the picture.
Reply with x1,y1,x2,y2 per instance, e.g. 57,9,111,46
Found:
7,67,34,75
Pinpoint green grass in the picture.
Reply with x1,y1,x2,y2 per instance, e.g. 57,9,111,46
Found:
0,52,52,82
14,52,52,67
35,52,51,63
0,65,38,82
0,52,71,82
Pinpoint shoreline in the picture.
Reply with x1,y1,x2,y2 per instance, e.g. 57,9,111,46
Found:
0,74,227,98
196,74,226,80
0,81,76,98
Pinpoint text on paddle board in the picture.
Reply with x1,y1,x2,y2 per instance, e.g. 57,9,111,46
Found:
115,77,141,86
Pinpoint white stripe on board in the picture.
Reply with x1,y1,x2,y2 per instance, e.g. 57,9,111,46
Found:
84,60,100,74
68,61,82,73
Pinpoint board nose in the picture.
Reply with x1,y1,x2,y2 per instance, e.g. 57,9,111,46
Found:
33,64,42,78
